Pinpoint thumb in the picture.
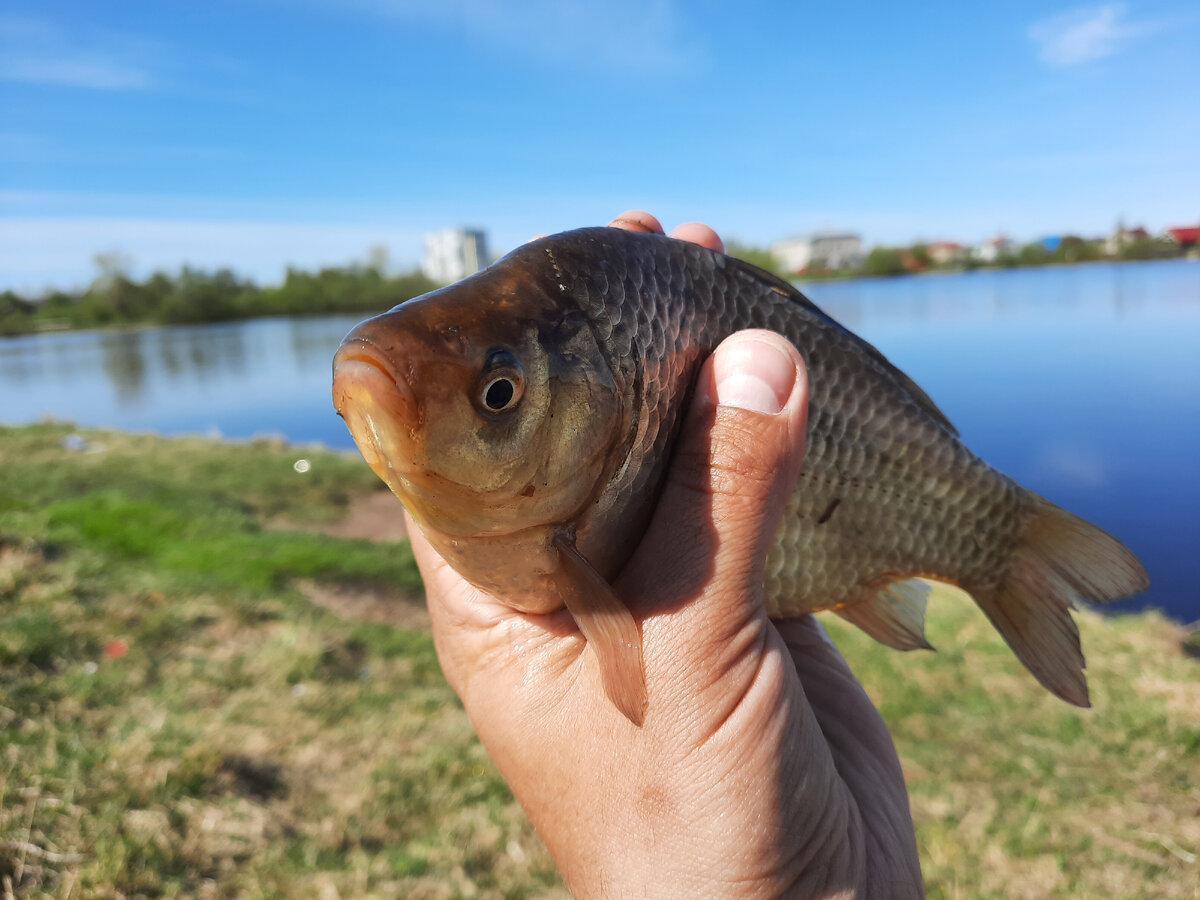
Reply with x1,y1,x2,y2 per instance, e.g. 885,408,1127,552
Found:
627,329,809,623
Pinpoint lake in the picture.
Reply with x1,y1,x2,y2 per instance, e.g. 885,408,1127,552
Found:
2,260,1197,621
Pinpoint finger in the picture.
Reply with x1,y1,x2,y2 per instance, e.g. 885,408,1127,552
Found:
669,221,725,254
408,506,578,705
776,618,923,889
626,330,808,628
776,617,886,731
607,210,664,234
404,510,515,636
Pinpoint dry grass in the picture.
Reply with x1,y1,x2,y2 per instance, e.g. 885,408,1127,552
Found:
1,424,1196,898
823,601,1200,899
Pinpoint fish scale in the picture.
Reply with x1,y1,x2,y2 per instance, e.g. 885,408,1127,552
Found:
333,226,1148,719
553,229,1019,612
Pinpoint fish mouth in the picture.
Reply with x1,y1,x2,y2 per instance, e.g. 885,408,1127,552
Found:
333,339,405,395
332,339,420,488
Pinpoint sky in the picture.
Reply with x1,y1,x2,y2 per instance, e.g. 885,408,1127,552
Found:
1,0,1198,293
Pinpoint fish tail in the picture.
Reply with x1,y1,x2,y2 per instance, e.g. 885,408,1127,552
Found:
969,493,1149,707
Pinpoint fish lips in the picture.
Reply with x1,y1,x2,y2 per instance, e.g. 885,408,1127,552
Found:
332,338,422,487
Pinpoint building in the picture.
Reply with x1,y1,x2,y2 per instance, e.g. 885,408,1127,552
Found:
1105,221,1149,256
1167,225,1199,250
771,231,863,274
972,234,1014,263
423,228,488,283
926,240,966,266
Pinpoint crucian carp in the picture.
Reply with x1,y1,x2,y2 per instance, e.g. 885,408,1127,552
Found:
332,227,1148,725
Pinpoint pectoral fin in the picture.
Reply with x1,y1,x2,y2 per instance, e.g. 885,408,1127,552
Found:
552,535,647,726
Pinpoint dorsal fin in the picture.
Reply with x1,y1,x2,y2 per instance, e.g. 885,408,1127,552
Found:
723,253,959,436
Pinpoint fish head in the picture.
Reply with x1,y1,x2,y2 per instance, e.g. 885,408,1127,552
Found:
332,260,626,550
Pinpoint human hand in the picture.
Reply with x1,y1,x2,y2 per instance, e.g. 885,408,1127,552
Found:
406,211,923,898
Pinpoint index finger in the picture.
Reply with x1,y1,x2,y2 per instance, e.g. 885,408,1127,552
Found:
607,210,664,234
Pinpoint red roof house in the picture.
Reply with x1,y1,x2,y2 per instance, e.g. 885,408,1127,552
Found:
1167,226,1199,248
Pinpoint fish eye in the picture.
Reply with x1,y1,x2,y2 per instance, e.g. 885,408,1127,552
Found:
475,349,524,415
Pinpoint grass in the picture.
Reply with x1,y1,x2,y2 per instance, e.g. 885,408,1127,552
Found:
1,423,1197,898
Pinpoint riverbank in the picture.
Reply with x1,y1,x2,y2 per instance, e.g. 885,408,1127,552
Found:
1,424,1196,897
6,250,1196,338
0,266,436,337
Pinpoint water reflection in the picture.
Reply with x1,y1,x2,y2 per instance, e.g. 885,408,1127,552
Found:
0,314,362,444
288,317,351,369
0,262,1197,619
161,322,249,381
100,330,147,404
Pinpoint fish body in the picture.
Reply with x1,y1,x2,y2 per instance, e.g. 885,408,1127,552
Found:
332,227,1147,722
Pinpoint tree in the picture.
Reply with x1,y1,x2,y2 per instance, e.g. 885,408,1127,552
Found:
727,242,785,276
1019,243,1051,266
91,251,134,292
366,244,390,273
861,247,906,277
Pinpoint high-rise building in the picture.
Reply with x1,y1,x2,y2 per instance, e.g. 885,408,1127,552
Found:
423,228,489,283
771,231,863,274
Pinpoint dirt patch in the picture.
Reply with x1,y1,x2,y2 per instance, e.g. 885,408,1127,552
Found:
275,491,428,627
297,579,429,630
270,489,409,543
322,490,408,542
326,491,426,626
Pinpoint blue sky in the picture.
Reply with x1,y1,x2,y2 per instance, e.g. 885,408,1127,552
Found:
1,0,1197,292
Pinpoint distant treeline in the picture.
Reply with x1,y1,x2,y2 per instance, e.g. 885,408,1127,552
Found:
855,234,1186,278
3,232,1189,337
731,233,1188,280
0,263,439,337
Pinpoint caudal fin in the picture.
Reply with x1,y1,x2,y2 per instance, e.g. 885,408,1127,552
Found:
970,494,1148,707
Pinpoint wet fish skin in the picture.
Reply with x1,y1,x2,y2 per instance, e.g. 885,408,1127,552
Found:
332,227,1148,722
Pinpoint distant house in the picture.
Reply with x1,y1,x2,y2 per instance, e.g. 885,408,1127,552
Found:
423,228,488,283
972,234,1013,263
1106,222,1150,255
1167,225,1200,250
771,231,863,273
926,240,966,266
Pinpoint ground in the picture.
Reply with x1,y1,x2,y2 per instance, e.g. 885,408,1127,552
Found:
0,424,1196,898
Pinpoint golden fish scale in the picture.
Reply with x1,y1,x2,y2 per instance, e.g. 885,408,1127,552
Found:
545,229,1026,612
731,301,1023,617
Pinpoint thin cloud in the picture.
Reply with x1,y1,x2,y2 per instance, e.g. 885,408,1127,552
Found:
0,15,156,90
0,57,153,90
340,0,701,73
1029,3,1161,67
1031,442,1108,488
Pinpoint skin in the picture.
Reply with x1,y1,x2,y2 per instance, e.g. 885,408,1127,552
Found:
408,211,924,898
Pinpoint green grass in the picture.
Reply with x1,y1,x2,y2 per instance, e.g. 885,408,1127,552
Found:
1,423,1197,898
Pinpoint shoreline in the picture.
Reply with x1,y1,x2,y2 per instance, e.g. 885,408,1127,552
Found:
3,420,1194,628
5,256,1196,339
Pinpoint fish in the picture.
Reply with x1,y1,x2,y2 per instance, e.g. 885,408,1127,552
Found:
331,226,1148,725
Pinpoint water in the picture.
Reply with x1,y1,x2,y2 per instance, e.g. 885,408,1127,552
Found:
2,260,1197,621
0,314,365,448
